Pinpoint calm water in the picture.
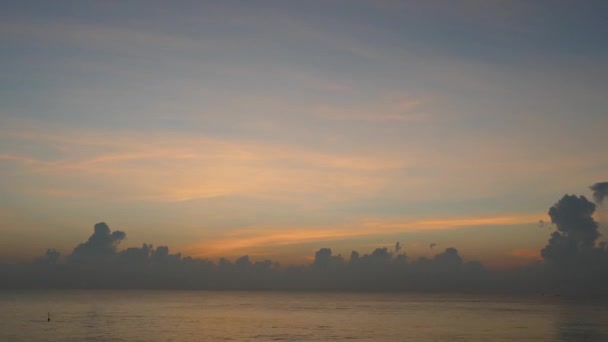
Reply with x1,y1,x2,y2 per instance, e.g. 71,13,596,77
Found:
1,291,607,341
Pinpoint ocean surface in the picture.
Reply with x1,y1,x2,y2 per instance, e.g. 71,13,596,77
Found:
1,291,607,341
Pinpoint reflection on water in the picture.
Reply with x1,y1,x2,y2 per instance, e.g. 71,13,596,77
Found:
557,303,608,342
0,291,607,341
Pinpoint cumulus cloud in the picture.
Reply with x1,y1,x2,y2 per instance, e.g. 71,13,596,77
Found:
0,221,482,292
70,222,126,263
35,248,61,264
434,247,463,267
590,182,608,204
541,195,600,265
2,184,608,296
535,194,608,295
313,248,345,270
313,248,332,268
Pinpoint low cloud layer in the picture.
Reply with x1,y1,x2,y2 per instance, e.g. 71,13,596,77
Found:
2,183,608,297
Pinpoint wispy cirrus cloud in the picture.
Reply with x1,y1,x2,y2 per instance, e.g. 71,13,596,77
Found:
0,153,42,165
0,120,407,203
187,213,543,259
313,97,429,123
0,19,212,54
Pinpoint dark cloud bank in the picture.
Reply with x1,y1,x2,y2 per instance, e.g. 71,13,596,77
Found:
2,183,608,297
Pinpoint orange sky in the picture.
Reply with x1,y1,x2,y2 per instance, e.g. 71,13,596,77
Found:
1,1,607,268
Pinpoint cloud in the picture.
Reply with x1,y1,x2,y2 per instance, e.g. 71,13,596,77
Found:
0,120,406,204
590,182,608,204
535,194,608,295
1,220,484,291
2,183,608,296
313,97,429,123
70,222,126,263
360,214,540,232
0,19,217,57
185,213,540,258
546,195,598,248
434,247,463,267
3,115,604,211
35,249,61,265
540,194,608,272
313,248,345,269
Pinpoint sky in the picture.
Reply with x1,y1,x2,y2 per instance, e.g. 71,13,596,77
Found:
1,0,607,268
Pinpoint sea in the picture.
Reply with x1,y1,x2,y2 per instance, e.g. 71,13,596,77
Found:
1,291,607,341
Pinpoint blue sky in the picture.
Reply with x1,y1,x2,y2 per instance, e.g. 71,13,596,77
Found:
1,0,607,267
